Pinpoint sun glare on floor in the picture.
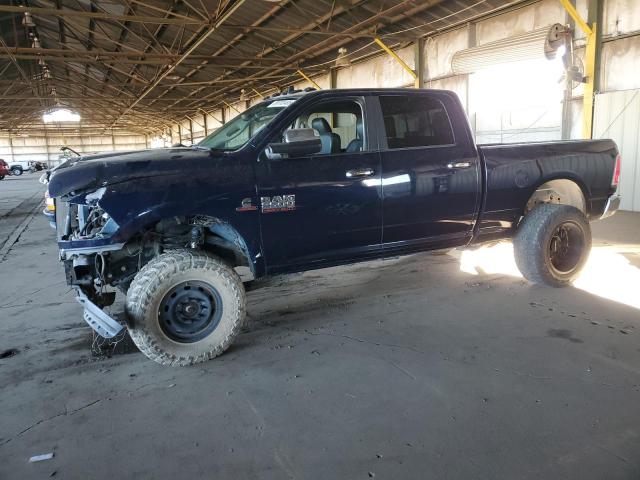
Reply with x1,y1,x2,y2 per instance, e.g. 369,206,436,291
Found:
459,242,640,310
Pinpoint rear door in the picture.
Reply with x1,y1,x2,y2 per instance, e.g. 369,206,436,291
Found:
375,92,481,250
256,96,383,272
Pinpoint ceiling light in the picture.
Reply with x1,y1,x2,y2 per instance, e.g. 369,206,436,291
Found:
22,12,36,28
32,37,41,49
43,108,81,123
335,47,350,68
165,75,181,81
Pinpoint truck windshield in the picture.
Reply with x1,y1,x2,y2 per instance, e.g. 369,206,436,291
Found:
198,98,296,151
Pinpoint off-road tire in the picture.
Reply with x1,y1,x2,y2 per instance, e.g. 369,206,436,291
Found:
513,204,591,287
125,250,246,366
10,167,22,176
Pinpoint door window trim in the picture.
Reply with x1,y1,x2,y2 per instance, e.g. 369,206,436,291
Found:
263,95,374,160
375,94,458,152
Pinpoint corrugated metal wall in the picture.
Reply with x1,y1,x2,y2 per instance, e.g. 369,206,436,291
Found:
594,89,640,211
0,133,148,167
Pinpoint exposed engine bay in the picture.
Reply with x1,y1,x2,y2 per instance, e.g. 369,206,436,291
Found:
56,192,251,309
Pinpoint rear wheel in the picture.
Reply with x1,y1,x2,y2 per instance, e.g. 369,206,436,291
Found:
125,250,246,366
513,204,591,287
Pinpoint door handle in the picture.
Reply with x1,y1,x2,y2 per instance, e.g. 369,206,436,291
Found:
346,168,375,178
447,162,471,169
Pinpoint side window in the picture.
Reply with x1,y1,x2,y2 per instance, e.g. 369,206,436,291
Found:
379,95,454,149
282,100,365,156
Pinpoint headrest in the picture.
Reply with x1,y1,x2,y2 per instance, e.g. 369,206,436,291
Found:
356,120,363,138
311,117,332,134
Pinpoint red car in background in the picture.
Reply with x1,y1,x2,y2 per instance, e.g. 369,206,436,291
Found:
0,159,9,180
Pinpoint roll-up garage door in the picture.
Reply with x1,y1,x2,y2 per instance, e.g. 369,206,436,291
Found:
451,24,563,75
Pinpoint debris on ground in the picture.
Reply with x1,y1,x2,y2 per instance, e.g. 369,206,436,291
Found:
29,453,54,463
0,348,19,359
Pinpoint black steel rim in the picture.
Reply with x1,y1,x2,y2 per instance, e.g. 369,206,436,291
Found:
548,221,585,275
158,281,223,343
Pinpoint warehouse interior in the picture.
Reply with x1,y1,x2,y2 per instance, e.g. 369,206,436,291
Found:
1,0,640,478
1,0,640,208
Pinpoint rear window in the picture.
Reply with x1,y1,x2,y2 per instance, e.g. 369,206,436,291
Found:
379,95,454,149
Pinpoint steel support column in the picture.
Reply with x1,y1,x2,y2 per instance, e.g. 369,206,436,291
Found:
329,67,337,90
559,0,602,139
414,38,425,89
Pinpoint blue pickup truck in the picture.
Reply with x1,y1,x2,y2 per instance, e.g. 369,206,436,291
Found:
46,88,621,366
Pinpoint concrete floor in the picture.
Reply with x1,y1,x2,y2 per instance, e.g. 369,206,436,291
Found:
1,175,639,479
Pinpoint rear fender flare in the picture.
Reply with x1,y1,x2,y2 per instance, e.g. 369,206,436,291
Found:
523,175,590,216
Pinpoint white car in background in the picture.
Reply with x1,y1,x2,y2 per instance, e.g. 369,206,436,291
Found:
7,160,45,176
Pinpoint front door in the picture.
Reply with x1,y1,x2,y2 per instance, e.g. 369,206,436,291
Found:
375,93,481,251
257,97,383,272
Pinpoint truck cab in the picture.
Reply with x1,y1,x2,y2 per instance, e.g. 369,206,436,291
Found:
251,89,480,272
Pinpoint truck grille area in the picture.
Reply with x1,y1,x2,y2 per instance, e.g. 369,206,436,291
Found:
56,201,105,241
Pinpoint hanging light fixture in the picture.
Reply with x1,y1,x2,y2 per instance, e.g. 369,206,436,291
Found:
22,12,36,28
239,88,247,101
32,37,41,49
335,47,351,68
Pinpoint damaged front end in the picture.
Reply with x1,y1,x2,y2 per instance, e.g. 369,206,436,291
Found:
53,186,254,339
54,187,135,338
55,187,179,338
44,146,258,340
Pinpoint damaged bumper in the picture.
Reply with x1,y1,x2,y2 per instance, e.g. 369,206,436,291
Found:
75,288,124,338
60,242,125,260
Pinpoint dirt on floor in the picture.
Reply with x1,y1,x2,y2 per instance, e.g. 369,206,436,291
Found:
1,176,639,479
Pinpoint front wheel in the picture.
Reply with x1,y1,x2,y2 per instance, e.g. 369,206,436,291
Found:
0,175,4,180
513,204,591,287
126,250,246,366
10,167,22,176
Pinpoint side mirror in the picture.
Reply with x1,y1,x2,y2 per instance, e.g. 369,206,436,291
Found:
265,128,322,160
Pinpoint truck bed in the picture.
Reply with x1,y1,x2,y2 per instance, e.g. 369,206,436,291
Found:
475,139,618,240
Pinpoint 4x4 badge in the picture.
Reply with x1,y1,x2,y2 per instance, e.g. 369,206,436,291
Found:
261,195,296,213
236,198,258,212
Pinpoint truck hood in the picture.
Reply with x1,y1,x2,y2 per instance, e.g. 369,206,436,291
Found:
48,147,218,197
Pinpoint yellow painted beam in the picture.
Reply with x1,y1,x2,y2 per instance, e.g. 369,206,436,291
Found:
374,37,419,87
558,0,592,35
582,23,597,139
296,69,322,90
558,0,596,139
222,100,241,115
